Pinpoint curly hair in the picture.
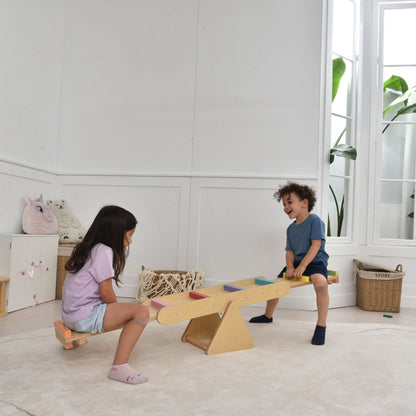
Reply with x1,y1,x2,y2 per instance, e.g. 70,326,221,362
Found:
65,205,137,286
273,182,317,212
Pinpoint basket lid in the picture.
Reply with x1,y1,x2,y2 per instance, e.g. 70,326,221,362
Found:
354,259,403,273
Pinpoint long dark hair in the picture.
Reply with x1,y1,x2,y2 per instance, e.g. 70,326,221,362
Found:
65,205,137,286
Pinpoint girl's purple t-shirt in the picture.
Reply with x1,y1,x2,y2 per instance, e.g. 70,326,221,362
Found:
60,243,114,323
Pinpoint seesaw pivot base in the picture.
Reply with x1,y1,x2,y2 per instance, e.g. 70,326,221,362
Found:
182,301,254,355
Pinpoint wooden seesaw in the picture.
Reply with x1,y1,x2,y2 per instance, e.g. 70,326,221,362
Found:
54,271,339,354
54,320,124,350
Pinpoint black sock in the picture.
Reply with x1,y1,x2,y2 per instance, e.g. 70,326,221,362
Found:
249,314,273,323
311,325,326,345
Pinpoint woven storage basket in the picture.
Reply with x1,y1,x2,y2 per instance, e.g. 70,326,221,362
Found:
56,244,76,300
136,266,205,303
355,260,405,313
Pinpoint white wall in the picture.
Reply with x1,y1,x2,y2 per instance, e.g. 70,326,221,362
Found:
0,1,64,234
57,0,197,174
0,1,65,172
0,0,414,310
52,0,325,306
56,0,322,177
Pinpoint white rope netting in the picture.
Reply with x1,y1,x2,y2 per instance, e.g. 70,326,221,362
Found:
136,267,205,303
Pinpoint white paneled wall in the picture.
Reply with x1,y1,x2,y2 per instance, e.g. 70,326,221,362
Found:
58,175,325,309
0,0,328,310
0,0,414,310
58,175,190,297
188,178,321,310
188,178,311,280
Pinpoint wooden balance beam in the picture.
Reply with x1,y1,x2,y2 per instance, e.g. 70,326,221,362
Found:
54,271,339,353
143,270,339,355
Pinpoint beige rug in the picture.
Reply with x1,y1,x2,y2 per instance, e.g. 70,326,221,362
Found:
0,316,415,416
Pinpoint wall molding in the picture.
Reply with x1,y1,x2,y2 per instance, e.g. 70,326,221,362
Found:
0,157,320,182
57,171,318,181
0,159,56,185
2,159,415,308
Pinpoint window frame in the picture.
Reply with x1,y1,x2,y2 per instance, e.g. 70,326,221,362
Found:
371,0,416,246
326,0,360,244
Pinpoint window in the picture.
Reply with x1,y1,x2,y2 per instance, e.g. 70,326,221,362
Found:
373,2,416,245
328,0,359,239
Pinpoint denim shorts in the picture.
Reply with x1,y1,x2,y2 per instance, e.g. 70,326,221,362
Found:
278,261,328,279
64,303,107,334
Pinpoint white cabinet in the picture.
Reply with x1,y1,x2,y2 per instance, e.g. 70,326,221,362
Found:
0,234,58,312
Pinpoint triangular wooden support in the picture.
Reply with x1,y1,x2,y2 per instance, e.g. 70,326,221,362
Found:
182,312,221,351
182,301,254,355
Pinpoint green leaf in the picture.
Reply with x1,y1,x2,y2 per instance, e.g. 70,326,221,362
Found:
338,195,345,237
383,86,416,117
332,58,346,102
396,102,416,116
333,127,346,149
383,75,408,94
409,193,414,219
327,215,332,237
330,144,357,164
383,103,416,133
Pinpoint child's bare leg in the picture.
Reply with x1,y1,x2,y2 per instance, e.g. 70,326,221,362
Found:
103,303,149,384
310,274,329,326
310,274,328,345
103,303,149,364
265,298,279,318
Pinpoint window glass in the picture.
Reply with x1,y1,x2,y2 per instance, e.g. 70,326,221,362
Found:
328,0,357,239
383,8,416,65
332,0,355,59
328,176,350,237
331,116,352,176
376,4,416,243
379,181,414,239
382,125,416,180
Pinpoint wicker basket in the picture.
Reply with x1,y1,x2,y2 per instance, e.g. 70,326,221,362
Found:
56,244,76,300
136,266,205,303
355,260,405,313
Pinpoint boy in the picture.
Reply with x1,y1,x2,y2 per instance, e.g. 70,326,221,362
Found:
250,182,329,345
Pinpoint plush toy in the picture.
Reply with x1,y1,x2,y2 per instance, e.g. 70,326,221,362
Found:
22,195,58,235
47,200,85,243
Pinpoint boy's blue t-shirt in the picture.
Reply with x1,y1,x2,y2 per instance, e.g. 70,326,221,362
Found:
285,213,329,265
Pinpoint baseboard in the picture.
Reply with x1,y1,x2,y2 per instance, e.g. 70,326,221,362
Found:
400,296,416,309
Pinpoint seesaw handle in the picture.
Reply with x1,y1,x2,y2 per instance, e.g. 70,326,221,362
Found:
283,273,310,282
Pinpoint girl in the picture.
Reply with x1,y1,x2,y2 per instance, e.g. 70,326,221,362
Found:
60,205,149,385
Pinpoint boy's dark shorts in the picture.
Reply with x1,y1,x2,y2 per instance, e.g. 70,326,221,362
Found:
278,261,328,279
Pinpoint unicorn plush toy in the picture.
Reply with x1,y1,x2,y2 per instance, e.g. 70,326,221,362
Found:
22,195,58,235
